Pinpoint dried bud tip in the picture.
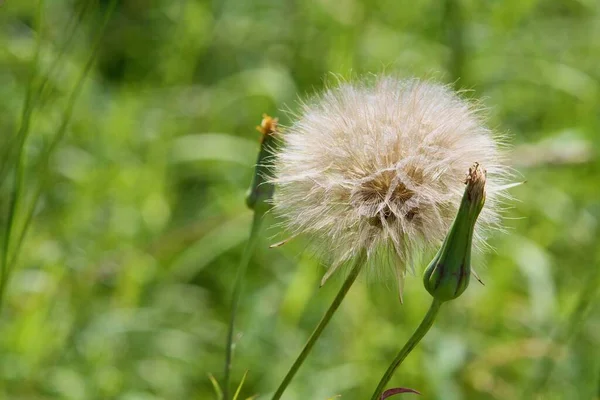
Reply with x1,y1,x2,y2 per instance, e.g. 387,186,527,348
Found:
381,387,421,399
465,162,486,204
256,114,278,138
465,162,485,184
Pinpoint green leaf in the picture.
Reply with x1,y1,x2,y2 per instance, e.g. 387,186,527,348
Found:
208,374,223,400
232,370,248,400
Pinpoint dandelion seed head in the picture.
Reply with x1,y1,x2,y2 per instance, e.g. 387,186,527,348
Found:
272,77,512,293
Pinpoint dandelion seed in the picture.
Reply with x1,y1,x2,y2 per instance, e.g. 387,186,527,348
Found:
271,77,512,297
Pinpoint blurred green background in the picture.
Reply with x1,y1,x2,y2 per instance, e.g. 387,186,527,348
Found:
1,0,599,399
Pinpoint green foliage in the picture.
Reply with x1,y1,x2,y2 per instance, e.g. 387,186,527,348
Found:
0,0,599,399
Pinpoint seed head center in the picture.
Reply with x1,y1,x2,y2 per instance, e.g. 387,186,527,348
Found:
350,170,418,228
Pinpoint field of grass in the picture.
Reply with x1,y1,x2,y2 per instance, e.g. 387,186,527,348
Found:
1,0,599,399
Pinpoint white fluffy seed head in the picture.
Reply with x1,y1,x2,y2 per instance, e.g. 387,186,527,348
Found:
271,77,512,295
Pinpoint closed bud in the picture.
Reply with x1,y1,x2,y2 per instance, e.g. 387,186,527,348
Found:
245,114,278,212
423,163,486,302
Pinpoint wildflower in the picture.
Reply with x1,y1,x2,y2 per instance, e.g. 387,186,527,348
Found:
272,77,511,298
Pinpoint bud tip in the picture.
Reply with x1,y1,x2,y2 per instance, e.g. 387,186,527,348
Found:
256,114,278,139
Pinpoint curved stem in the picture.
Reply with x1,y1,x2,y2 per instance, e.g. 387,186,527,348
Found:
271,253,366,400
223,210,264,400
370,299,443,400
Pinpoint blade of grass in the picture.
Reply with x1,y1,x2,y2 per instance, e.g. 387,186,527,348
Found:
0,0,45,313
232,370,249,400
209,374,224,400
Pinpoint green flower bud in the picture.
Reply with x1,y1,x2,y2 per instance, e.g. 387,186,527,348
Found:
245,114,278,212
423,163,486,302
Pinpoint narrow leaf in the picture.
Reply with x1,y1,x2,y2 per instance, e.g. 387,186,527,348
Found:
209,374,224,400
232,370,249,400
381,387,421,399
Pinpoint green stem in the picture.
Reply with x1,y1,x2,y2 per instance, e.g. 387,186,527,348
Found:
370,299,443,400
223,210,264,400
271,252,366,400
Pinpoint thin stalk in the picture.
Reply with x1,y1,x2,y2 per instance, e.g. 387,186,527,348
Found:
271,252,367,400
0,0,44,313
223,209,264,400
370,299,443,400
